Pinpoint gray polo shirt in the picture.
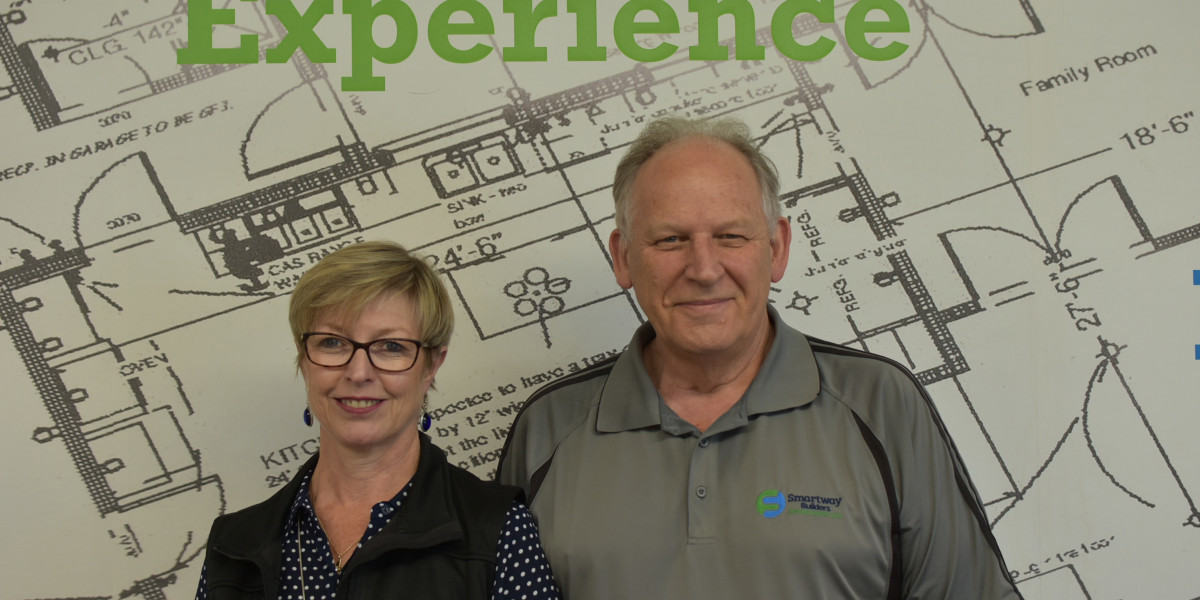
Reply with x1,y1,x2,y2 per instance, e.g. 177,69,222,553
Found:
498,308,1022,599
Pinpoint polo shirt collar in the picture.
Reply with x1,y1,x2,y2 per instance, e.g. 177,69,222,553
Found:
596,320,662,432
596,305,821,433
750,305,821,414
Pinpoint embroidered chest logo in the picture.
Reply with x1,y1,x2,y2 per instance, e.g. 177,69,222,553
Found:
756,489,845,519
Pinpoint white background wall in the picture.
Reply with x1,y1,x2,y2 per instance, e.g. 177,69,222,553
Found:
1,1,1198,598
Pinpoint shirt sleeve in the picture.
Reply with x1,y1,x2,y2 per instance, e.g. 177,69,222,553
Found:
889,375,1024,599
490,500,561,599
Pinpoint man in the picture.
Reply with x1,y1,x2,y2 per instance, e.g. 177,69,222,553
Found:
497,116,1023,599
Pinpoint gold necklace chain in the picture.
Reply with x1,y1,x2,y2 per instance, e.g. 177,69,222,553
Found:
295,512,357,600
313,509,358,573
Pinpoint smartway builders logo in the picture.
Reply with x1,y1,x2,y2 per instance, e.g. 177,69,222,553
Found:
178,0,911,92
756,489,844,519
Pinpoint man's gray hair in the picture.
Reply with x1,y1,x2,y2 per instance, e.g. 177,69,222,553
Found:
612,115,783,237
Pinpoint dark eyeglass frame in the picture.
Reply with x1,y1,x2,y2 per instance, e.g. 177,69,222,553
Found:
301,332,429,373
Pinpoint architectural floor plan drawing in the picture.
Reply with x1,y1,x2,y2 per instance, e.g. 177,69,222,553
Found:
1,0,276,131
1,1,1198,599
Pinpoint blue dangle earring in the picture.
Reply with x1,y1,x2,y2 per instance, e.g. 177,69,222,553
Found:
420,397,432,432
303,405,314,427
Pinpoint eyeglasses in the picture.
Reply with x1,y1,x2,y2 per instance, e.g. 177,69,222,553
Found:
301,332,428,372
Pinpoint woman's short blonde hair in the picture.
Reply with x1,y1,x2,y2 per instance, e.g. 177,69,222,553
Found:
288,241,453,368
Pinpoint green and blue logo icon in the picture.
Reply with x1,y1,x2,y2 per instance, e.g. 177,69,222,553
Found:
757,489,786,518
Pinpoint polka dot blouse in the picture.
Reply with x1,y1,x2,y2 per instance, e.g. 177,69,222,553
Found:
196,469,559,599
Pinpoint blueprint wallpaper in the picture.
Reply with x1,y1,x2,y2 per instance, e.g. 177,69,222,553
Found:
1,1,1198,599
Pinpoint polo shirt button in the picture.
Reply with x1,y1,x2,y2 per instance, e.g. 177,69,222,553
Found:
698,439,709,448
696,486,707,499
382,506,393,514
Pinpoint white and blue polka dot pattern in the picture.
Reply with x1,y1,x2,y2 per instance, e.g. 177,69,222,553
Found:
492,505,559,598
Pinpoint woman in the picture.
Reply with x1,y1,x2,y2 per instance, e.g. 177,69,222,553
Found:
196,241,559,599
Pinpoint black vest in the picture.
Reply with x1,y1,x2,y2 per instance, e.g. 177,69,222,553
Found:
201,434,520,600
